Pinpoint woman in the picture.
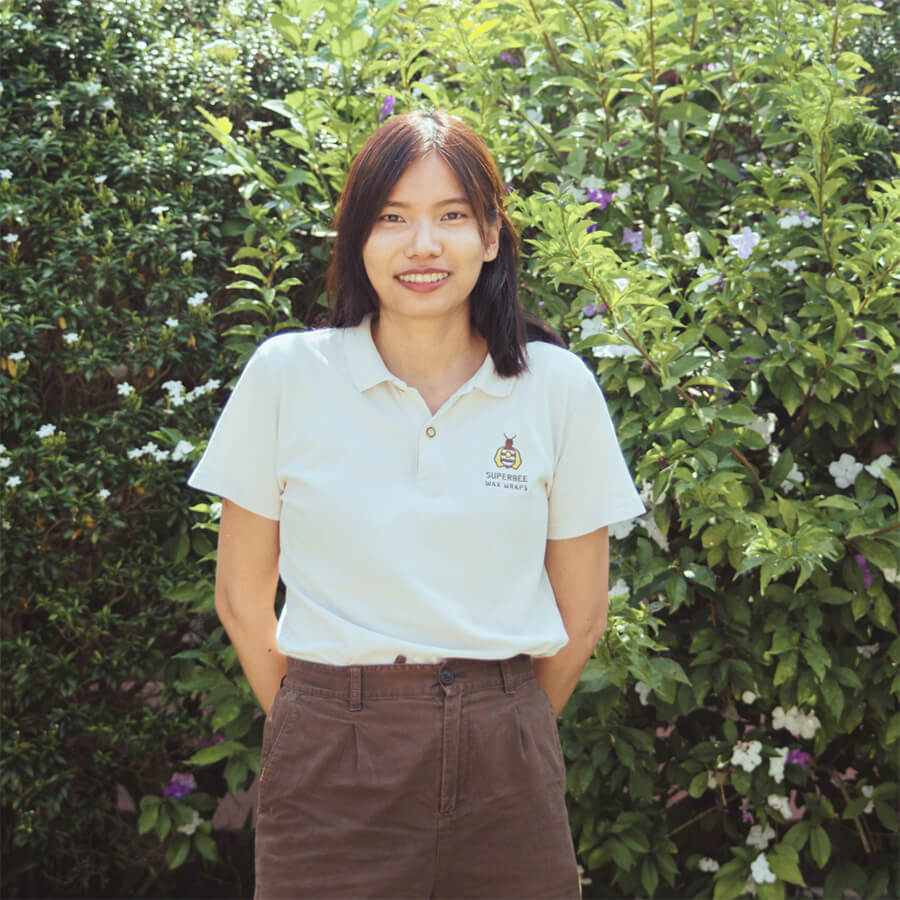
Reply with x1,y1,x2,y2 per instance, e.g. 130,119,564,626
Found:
188,109,645,899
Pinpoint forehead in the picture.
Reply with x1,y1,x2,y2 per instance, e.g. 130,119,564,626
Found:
384,152,470,205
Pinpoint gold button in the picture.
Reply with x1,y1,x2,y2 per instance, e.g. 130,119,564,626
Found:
425,426,436,438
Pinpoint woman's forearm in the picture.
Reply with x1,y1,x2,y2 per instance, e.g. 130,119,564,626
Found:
217,604,286,714
532,633,598,717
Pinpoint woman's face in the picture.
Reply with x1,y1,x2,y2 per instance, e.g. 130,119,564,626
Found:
362,152,498,329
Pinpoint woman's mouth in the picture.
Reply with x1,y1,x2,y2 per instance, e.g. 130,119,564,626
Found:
395,271,450,291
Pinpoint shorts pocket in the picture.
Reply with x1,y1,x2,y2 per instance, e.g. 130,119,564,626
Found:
258,687,297,790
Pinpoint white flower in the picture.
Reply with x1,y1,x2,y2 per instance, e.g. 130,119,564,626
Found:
609,578,630,600
746,824,776,850
180,249,196,261
742,690,757,704
176,809,202,836
769,747,789,784
731,740,763,773
98,488,111,500
151,205,169,215
728,226,760,259
778,212,804,229
773,259,799,276
767,793,792,818
187,291,208,307
892,363,900,376
856,643,879,659
612,277,628,293
616,182,631,200
165,317,179,328
6,475,22,488
245,120,271,130
0,169,12,180
80,213,92,227
523,107,543,126
0,458,9,469
63,332,79,344
829,453,864,489
47,98,61,108
117,382,134,397
634,681,652,706
800,710,821,740
136,39,148,49
640,513,670,551
694,262,722,294
581,175,602,192
101,97,114,110
185,378,221,401
171,440,194,462
684,232,701,259
127,447,143,459
94,174,107,184
0,445,6,455
3,233,19,243
781,464,803,493
85,81,101,96
864,454,892,480
21,21,37,31
750,853,776,885
209,502,222,520
36,423,57,439
698,857,720,873
593,343,641,359
882,568,898,585
862,784,874,814
8,351,25,361
747,413,777,446
609,519,636,540
581,317,607,340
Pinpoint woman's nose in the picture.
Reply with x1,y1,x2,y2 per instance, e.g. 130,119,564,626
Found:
406,220,441,257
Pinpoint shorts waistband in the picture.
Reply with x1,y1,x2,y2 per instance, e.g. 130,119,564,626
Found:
283,654,534,701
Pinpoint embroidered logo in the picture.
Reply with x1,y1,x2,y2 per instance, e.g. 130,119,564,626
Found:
493,434,522,470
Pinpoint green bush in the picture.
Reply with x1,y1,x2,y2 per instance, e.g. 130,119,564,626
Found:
2,0,897,897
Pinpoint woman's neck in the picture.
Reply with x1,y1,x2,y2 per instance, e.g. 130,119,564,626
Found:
370,311,488,415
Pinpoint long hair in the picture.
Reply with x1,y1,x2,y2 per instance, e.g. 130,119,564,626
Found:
327,109,562,377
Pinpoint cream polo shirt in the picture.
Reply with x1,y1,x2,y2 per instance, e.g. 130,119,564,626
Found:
187,318,645,664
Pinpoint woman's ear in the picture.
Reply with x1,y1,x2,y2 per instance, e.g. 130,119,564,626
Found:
483,222,501,262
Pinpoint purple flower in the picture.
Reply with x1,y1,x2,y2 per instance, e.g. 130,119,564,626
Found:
586,223,598,234
500,52,521,66
163,772,197,800
622,227,644,252
744,357,761,364
855,554,873,589
703,62,715,71
586,188,615,210
786,749,813,772
740,798,754,823
378,95,395,121
583,302,607,317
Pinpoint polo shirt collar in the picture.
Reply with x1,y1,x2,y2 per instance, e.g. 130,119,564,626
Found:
343,316,514,398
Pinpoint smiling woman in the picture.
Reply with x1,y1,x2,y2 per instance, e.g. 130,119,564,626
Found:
187,109,645,899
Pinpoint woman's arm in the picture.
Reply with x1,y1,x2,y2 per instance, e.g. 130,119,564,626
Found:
214,498,285,714
532,526,609,716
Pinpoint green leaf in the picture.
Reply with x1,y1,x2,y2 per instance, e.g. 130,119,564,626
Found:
768,845,806,886
184,739,246,766
713,869,750,900
801,643,831,681
641,857,659,897
165,834,190,869
809,826,831,868
194,831,218,861
137,805,159,835
689,771,710,798
820,676,844,720
774,651,797,686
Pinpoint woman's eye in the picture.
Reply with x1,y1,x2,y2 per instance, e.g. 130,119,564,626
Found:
443,211,466,220
381,213,403,223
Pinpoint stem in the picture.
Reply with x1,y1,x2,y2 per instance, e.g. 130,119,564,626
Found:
829,3,841,61
831,773,874,855
667,792,736,838
526,0,564,75
648,0,663,183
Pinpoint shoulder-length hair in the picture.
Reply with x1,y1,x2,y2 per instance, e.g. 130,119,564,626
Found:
327,109,562,377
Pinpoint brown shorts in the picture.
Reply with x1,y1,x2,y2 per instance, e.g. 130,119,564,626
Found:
255,655,581,899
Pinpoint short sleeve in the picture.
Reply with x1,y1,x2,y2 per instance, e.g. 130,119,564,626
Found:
187,344,282,520
547,362,645,540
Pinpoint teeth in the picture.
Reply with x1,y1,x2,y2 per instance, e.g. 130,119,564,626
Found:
397,272,449,284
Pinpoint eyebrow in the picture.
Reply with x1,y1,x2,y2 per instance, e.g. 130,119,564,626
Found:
382,197,471,209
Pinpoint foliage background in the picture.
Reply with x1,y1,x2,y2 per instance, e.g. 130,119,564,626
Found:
1,0,898,897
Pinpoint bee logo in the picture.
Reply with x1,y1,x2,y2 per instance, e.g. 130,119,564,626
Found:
493,435,522,470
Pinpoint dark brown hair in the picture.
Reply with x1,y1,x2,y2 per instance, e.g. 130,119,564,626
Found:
327,109,562,376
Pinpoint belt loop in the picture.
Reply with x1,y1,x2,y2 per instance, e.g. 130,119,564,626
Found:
499,658,516,694
349,666,362,711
